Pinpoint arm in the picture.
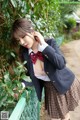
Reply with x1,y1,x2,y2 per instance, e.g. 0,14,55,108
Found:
33,32,66,70
42,39,66,69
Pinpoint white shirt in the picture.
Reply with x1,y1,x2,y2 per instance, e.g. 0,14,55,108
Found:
28,43,50,81
22,42,50,88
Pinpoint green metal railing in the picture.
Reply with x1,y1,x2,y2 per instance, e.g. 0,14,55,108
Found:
9,88,40,120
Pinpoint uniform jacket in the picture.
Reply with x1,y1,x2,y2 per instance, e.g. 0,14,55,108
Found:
20,39,75,101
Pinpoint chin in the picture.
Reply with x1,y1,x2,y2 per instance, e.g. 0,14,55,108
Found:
24,45,30,49
27,45,31,49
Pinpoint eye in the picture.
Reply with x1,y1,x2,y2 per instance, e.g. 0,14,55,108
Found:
21,35,26,39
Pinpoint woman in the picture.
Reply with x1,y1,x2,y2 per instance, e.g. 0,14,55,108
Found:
12,18,80,120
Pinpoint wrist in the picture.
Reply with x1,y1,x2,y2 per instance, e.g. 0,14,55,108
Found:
38,42,48,52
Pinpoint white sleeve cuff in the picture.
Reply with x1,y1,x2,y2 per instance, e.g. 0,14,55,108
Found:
38,42,48,52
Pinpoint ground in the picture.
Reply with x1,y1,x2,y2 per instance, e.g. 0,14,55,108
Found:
40,40,80,120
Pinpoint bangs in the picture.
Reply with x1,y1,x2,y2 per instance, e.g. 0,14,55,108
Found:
13,28,27,40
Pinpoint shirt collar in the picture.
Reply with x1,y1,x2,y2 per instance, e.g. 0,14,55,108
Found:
28,48,33,54
28,48,40,55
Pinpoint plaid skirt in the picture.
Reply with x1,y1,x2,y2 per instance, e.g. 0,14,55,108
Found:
43,77,80,119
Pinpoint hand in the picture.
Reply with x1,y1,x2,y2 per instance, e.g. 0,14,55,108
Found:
34,31,45,45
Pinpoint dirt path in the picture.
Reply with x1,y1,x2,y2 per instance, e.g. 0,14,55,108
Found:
61,40,80,79
40,40,80,120
61,40,80,120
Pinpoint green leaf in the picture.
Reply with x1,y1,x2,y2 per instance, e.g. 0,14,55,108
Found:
10,0,17,7
1,0,8,9
21,74,28,80
11,52,16,58
4,72,10,82
21,75,32,82
23,61,27,65
8,89,14,97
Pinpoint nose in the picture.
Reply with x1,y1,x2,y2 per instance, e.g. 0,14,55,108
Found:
19,38,25,45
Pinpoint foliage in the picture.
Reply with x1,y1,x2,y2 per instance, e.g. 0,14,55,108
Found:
72,31,80,40
59,0,80,2
0,0,80,112
0,0,61,39
64,17,76,33
0,60,31,111
0,0,61,111
60,4,77,20
0,0,79,58
0,0,62,64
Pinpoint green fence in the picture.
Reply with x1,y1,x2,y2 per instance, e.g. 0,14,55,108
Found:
9,88,40,120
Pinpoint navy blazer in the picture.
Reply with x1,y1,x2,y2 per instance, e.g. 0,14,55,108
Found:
20,39,75,101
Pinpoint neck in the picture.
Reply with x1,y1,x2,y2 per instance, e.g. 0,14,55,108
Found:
31,41,39,53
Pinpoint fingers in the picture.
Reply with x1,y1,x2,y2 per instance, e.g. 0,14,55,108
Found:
33,31,44,45
26,31,45,45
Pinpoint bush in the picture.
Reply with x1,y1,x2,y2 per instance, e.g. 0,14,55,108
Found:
72,31,80,40
0,60,31,112
64,17,76,33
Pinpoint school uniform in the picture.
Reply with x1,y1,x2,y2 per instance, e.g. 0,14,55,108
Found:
20,39,80,119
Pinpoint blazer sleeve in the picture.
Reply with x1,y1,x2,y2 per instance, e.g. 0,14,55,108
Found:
42,39,66,70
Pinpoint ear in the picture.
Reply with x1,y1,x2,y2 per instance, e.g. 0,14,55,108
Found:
30,31,38,41
34,36,38,41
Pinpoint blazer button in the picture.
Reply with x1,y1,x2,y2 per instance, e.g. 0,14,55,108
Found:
46,72,49,74
53,81,55,82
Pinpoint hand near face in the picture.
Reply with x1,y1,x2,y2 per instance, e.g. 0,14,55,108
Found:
33,31,45,45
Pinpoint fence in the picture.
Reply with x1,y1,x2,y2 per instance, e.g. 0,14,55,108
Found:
9,88,40,120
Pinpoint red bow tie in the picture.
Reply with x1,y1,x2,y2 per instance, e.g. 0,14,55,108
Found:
30,51,44,64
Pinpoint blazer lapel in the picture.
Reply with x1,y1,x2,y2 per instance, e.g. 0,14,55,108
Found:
23,48,34,76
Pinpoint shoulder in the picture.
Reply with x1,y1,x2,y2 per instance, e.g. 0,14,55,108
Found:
19,46,28,53
19,46,28,60
45,38,57,46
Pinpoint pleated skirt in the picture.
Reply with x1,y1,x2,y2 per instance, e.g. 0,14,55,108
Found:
43,77,80,119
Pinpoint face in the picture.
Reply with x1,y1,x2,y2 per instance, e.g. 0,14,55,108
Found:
14,31,35,49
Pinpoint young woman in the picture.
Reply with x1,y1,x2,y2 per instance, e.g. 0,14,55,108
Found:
12,18,80,120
